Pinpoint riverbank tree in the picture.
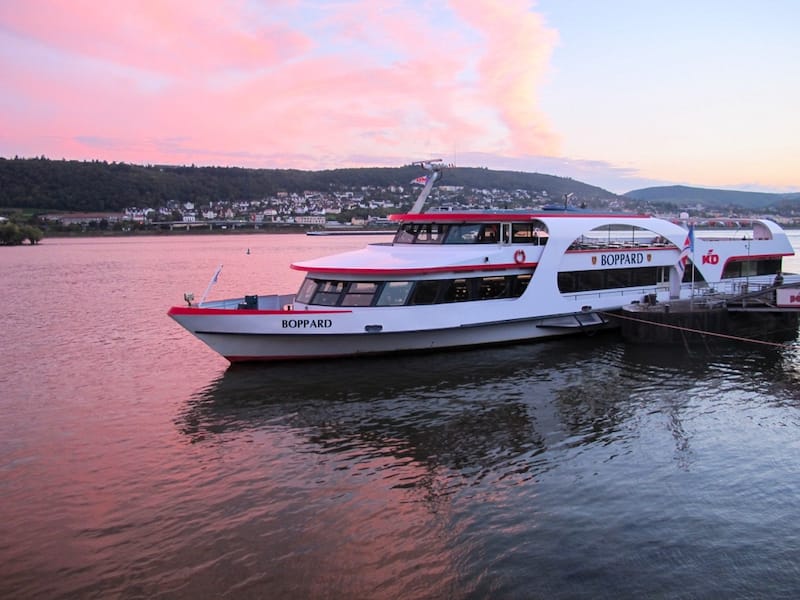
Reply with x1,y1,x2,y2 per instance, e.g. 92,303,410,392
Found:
0,221,43,245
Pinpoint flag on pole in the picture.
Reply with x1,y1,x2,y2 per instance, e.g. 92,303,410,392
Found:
200,264,223,305
410,176,428,186
676,225,694,280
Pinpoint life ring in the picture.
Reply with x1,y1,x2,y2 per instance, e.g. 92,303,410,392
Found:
514,249,526,264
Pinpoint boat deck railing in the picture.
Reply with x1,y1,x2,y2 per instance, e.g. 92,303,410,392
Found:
199,293,296,310
567,238,675,252
561,277,791,305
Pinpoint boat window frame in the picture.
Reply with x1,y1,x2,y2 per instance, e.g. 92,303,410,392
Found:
557,266,670,293
392,220,549,245
721,258,782,279
340,281,380,307
297,271,536,307
311,280,347,306
443,223,482,244
440,278,472,303
375,281,414,306
296,278,318,304
393,223,449,244
408,280,441,305
511,222,548,245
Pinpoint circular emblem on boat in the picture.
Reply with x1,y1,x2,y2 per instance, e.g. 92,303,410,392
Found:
514,249,526,264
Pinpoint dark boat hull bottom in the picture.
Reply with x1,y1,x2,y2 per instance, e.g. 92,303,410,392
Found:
618,307,799,345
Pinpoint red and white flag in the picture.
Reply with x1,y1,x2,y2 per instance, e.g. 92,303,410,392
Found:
676,225,694,279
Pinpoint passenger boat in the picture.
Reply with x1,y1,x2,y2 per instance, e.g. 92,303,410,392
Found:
168,163,798,362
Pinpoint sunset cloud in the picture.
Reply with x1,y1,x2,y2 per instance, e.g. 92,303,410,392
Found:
2,0,797,193
0,0,560,168
450,0,559,155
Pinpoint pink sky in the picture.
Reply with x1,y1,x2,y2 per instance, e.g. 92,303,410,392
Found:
1,2,556,162
1,0,798,193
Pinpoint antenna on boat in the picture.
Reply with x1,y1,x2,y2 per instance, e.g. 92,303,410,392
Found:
409,159,453,213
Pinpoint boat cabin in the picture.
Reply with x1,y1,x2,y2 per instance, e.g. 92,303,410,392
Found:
392,219,548,245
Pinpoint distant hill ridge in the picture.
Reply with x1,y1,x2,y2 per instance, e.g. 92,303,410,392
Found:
2,157,797,213
625,184,800,209
0,157,616,213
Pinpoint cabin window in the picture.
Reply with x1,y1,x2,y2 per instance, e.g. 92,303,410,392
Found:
296,278,318,304
477,224,499,243
415,223,448,243
605,269,631,289
578,270,605,291
478,276,508,299
441,278,471,302
393,223,449,244
312,280,347,306
409,280,441,305
394,224,417,244
376,281,414,306
341,282,379,306
512,223,547,245
298,273,535,307
721,258,781,279
557,272,575,293
510,273,531,297
444,224,482,244
637,267,668,286
558,266,669,293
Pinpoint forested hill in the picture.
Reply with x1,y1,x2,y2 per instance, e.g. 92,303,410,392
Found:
625,185,800,209
0,157,617,212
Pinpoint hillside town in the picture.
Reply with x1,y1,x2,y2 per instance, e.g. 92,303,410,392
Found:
37,182,800,233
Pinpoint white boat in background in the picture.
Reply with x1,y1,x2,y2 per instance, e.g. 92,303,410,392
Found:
168,162,799,362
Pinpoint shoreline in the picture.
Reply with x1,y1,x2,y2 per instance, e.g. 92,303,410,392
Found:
40,226,395,239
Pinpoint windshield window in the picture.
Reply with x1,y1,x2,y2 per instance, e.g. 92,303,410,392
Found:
444,224,481,243
296,278,318,304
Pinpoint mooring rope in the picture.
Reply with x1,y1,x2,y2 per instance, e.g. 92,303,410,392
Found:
601,310,797,349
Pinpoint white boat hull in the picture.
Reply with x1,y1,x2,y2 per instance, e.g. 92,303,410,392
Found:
170,307,612,362
168,209,798,363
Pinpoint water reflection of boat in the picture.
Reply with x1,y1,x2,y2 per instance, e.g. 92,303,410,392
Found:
176,339,650,475
169,162,799,362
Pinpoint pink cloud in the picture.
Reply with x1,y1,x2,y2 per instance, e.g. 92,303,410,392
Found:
0,0,310,77
450,0,560,155
0,0,560,169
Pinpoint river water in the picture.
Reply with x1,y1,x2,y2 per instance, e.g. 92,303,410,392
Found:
2,233,800,599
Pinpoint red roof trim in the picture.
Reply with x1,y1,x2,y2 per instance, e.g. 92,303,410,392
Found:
167,306,351,316
388,212,651,222
290,261,538,276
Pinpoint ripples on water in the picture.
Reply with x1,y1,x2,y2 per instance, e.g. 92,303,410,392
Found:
3,236,800,599
171,341,800,599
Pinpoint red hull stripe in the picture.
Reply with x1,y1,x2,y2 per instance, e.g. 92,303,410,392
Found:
167,306,350,316
388,212,651,222
290,261,538,275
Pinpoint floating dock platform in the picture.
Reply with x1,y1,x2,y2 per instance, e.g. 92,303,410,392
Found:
617,285,800,346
